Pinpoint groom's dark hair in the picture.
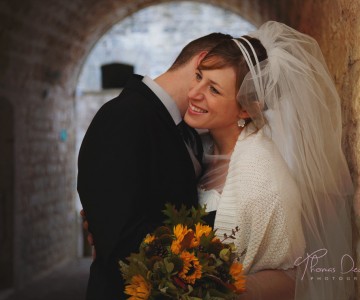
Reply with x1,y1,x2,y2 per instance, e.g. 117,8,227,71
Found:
168,33,233,71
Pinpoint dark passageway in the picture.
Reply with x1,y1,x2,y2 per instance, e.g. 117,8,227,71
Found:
4,258,90,300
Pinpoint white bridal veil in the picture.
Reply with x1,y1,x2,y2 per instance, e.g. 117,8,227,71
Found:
236,21,354,299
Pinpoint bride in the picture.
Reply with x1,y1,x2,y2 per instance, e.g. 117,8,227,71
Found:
184,21,354,300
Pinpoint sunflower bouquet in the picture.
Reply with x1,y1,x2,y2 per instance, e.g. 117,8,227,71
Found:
119,204,245,300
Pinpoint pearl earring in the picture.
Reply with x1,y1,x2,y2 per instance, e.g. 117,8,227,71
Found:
237,119,246,128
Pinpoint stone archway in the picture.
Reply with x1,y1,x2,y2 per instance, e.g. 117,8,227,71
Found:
0,97,14,292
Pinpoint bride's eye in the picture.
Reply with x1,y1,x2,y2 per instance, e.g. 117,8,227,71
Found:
195,72,202,81
210,86,220,95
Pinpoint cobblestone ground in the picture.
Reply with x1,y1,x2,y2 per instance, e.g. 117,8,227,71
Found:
4,258,91,300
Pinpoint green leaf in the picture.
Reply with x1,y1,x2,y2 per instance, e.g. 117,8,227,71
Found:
119,260,130,279
163,203,191,226
219,248,231,262
162,203,210,228
164,259,175,273
120,254,149,282
190,205,209,225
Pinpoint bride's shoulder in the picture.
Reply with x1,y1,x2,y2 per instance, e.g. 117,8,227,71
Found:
232,129,287,174
235,128,274,156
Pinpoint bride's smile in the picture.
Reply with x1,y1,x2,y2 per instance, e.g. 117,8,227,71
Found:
188,102,208,114
185,67,241,133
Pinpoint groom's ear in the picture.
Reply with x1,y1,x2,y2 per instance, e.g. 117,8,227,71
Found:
195,51,208,66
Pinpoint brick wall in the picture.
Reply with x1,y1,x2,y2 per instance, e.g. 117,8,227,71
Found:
288,0,360,295
0,0,85,288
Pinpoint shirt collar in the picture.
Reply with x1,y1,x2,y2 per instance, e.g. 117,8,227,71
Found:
142,75,182,125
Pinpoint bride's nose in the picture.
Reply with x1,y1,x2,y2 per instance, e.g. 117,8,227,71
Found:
188,84,204,101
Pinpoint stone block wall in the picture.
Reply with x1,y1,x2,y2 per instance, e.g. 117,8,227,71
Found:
281,0,360,291
275,0,360,188
266,0,360,294
0,0,83,289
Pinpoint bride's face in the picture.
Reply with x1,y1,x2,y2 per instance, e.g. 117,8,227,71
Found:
184,67,241,131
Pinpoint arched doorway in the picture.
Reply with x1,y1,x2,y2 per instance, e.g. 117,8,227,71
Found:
75,1,256,257
0,97,14,291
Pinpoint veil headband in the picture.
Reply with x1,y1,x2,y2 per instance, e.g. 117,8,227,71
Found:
232,38,264,101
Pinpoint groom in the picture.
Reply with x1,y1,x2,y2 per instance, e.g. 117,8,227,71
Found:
77,33,232,300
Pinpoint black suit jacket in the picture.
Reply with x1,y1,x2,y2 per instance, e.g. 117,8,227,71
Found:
77,75,199,300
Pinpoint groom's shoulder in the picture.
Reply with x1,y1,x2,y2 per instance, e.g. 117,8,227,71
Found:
86,77,159,133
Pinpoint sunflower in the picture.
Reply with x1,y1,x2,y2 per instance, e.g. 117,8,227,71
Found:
191,223,212,247
171,239,182,255
229,262,246,293
124,274,151,300
144,234,155,244
171,224,192,254
173,224,191,239
178,251,202,284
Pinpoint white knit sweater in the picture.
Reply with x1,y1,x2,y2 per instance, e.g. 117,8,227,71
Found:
199,125,306,274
